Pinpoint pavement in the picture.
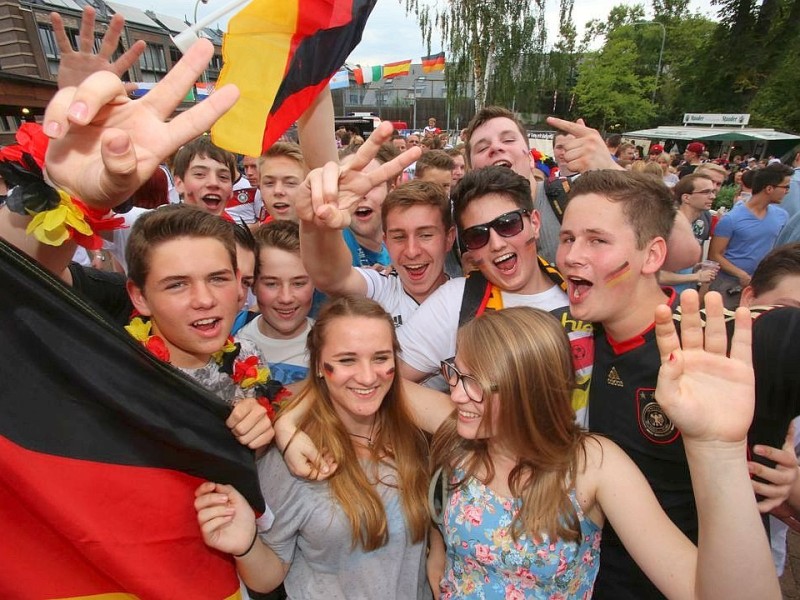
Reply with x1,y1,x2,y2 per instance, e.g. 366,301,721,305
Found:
781,529,800,598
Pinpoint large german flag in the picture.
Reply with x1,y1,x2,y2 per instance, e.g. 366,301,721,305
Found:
212,0,378,157
0,240,264,599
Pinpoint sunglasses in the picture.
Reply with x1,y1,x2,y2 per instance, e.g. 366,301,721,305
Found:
440,360,496,403
460,209,529,250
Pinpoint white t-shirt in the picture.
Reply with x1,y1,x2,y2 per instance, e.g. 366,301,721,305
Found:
357,268,421,328
398,277,568,376
237,316,312,385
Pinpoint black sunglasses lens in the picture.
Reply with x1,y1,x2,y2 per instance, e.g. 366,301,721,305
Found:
494,211,525,237
461,226,490,250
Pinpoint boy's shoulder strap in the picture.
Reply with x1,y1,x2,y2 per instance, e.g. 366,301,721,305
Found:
458,271,493,328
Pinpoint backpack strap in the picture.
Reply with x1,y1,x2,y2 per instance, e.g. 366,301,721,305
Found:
458,271,493,327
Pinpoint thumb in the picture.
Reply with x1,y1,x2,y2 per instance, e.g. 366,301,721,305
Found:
99,129,139,202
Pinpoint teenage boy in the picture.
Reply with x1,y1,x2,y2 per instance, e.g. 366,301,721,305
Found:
556,170,795,599
258,142,308,223
414,150,455,196
298,177,454,327
172,136,238,220
238,220,313,384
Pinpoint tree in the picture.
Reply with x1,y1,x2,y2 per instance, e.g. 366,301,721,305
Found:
403,0,546,112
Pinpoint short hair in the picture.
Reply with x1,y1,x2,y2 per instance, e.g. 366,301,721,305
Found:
750,243,800,298
232,221,256,254
172,136,237,181
693,163,727,180
258,141,306,173
464,106,528,168
445,147,464,160
381,179,453,231
752,163,794,194
415,150,455,179
616,142,635,157
452,166,533,230
642,162,662,177
253,220,300,278
375,142,400,165
568,170,676,249
673,173,713,205
126,204,237,289
741,168,756,188
605,133,622,149
552,130,571,147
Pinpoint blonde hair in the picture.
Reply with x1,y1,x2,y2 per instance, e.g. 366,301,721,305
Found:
432,307,585,542
280,296,429,550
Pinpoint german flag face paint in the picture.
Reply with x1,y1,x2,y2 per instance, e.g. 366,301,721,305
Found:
604,261,631,288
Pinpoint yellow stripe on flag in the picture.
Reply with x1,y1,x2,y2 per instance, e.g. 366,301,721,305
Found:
383,59,411,78
212,0,300,157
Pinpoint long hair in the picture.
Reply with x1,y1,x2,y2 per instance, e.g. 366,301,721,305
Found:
279,296,429,550
431,307,586,542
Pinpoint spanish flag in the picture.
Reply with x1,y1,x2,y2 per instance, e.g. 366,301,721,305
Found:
0,240,264,599
421,51,445,73
383,59,412,79
212,0,378,157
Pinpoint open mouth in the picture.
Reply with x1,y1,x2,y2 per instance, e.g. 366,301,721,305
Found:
273,306,299,319
191,317,222,332
350,386,379,398
492,160,512,168
354,207,374,219
403,263,429,280
201,195,223,211
567,276,593,302
492,252,517,272
271,202,290,212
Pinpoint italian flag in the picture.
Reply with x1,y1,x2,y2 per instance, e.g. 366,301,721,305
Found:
354,65,383,84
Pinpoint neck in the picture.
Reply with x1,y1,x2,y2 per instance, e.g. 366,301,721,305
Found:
678,203,701,222
353,230,383,252
747,193,770,213
603,282,670,341
407,272,448,304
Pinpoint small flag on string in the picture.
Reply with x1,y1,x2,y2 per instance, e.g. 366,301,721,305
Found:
421,51,445,73
354,65,383,84
329,68,350,89
383,59,412,78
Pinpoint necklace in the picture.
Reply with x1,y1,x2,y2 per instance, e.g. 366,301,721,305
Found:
348,416,377,448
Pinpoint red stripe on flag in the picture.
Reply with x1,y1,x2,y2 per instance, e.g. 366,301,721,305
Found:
0,435,241,600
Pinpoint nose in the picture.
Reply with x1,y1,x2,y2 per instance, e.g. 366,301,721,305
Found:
561,238,585,267
405,235,421,258
487,226,507,252
273,181,285,196
355,360,378,385
191,282,216,309
449,378,469,405
277,283,292,304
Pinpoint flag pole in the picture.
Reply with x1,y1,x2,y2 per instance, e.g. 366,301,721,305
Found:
173,0,252,52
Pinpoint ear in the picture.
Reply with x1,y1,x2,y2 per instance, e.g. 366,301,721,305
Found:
127,280,153,317
445,225,457,249
235,268,245,305
527,209,541,239
740,285,755,307
641,237,668,275
174,175,185,197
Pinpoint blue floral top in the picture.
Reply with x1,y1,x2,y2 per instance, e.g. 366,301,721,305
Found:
440,468,601,599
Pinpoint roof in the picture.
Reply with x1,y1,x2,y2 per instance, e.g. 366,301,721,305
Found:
624,126,800,142
105,1,161,28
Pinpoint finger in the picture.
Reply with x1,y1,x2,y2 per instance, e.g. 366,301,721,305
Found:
546,116,591,137
57,70,129,127
78,6,96,54
113,40,147,77
143,38,216,119
754,444,799,469
95,129,139,199
195,481,218,497
702,289,727,355
654,302,681,369
51,12,73,53
363,147,422,190
347,121,396,173
729,304,753,367
320,161,344,211
194,491,232,511
99,13,125,59
756,495,785,513
246,428,275,450
197,511,235,534
165,84,240,149
678,289,703,350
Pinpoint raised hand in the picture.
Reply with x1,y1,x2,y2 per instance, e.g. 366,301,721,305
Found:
195,481,256,555
227,397,275,450
545,116,624,173
52,6,146,89
42,39,238,209
654,289,754,444
297,121,421,228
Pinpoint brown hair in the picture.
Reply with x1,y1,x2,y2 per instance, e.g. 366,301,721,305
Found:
382,179,453,231
452,166,533,230
432,307,585,542
253,220,301,278
415,150,455,179
749,243,800,299
673,173,713,205
126,204,236,288
280,296,429,550
258,141,307,174
569,170,676,249
464,106,528,168
172,135,237,182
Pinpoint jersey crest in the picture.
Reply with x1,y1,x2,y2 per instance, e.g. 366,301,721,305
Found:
636,388,679,443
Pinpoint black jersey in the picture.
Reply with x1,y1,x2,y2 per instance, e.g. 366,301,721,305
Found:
590,289,686,600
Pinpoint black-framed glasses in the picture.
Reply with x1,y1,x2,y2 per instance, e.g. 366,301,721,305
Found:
690,188,716,195
774,184,791,190
460,209,529,250
440,360,496,403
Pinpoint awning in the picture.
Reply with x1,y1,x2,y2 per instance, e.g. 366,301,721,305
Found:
624,126,800,142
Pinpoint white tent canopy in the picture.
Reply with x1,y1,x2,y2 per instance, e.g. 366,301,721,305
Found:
624,126,800,142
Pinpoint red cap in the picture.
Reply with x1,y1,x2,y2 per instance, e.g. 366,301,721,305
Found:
686,142,705,154
649,144,664,155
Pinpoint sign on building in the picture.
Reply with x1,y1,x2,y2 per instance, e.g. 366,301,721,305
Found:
683,113,750,126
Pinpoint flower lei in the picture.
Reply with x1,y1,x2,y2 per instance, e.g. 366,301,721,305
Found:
0,122,124,250
125,316,291,420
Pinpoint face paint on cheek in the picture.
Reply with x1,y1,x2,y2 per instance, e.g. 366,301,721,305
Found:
604,261,632,287
323,362,334,375
525,236,537,247
384,366,396,377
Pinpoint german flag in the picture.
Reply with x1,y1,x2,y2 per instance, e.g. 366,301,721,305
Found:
212,0,378,157
421,52,445,73
383,59,412,79
0,240,263,599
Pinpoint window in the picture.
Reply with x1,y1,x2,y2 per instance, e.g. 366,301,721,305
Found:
139,43,167,81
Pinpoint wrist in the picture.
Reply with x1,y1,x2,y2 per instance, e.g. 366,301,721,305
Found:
233,527,258,558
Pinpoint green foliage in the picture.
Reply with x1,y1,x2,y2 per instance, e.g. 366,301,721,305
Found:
714,185,737,211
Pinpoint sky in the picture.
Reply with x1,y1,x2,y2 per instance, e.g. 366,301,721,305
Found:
125,0,716,66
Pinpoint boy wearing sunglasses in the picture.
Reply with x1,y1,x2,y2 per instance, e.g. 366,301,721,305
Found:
397,166,592,423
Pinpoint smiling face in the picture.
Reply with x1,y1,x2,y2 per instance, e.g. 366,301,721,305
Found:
174,155,234,216
468,117,532,179
259,155,305,222
254,246,313,340
459,193,543,294
451,153,466,185
557,193,663,331
318,316,396,431
127,237,240,368
384,204,455,303
447,355,497,440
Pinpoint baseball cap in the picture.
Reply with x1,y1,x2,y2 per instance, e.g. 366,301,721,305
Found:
648,144,664,155
686,142,705,154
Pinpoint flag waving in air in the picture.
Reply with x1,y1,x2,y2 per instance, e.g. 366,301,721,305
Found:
212,0,378,157
421,51,445,73
383,59,412,78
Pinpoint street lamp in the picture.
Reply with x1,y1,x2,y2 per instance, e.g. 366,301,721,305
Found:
412,76,426,131
193,0,209,25
632,20,665,103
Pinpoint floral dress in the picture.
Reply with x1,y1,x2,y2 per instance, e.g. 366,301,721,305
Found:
440,468,601,599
